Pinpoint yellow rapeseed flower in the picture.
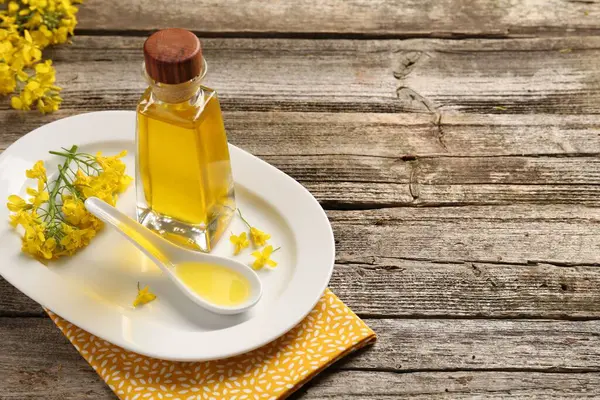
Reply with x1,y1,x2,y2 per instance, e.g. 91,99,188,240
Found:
19,30,42,64
7,2,19,14
70,151,131,205
251,245,279,270
30,24,52,48
249,227,270,248
11,61,61,113
26,186,49,209
59,223,96,254
237,209,271,248
0,62,16,93
21,221,56,259
95,150,127,172
61,195,86,224
28,0,49,10
39,236,56,259
0,0,83,112
133,283,157,307
60,224,83,251
7,194,27,212
230,231,249,255
25,159,47,182
9,209,32,228
7,147,131,262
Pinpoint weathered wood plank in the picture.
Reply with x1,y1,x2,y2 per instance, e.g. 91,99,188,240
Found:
5,112,600,157
294,371,600,399
39,36,397,113
3,205,600,317
333,259,600,319
4,368,600,400
393,38,600,115
0,36,594,114
330,205,600,265
4,256,600,319
3,110,600,207
0,278,42,317
2,317,600,371
264,154,600,188
0,317,114,399
76,0,600,38
355,319,600,371
264,155,600,207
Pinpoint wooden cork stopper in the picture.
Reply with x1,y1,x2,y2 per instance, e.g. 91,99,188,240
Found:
143,28,203,85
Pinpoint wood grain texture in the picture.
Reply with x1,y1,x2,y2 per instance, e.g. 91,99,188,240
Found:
3,317,600,372
5,370,600,400
330,205,600,265
3,110,600,207
263,155,600,207
5,111,600,157
2,318,600,399
293,371,600,399
0,317,114,399
76,0,600,38
2,2,600,398
332,259,600,319
0,278,42,317
4,205,600,318
0,36,594,114
4,258,600,319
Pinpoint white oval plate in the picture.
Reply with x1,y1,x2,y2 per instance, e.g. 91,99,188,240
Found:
0,111,334,361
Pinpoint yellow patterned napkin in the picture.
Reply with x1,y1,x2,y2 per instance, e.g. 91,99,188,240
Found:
46,289,375,399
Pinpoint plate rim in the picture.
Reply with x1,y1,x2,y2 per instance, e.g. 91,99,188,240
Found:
0,110,335,361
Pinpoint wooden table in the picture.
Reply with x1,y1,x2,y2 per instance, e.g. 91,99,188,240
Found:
2,1,600,398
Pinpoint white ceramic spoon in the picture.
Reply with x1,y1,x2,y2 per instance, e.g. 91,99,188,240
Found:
84,197,263,315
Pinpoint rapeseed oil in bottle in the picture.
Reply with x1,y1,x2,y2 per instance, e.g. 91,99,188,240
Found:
136,29,235,252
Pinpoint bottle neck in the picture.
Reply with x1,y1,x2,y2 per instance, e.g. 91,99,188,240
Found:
144,59,208,103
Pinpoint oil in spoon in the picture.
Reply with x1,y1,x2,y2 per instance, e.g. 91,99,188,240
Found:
85,197,262,314
121,222,251,307
174,262,251,306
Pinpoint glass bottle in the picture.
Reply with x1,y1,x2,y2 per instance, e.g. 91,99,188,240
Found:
136,28,235,252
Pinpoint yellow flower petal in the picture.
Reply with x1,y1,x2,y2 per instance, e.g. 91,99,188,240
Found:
250,245,278,270
16,70,29,81
10,96,24,110
9,211,28,228
250,250,261,258
25,79,40,91
25,160,46,180
230,231,249,255
7,194,27,212
266,259,278,268
262,244,274,257
133,285,157,307
249,226,271,247
40,237,56,259
8,2,19,13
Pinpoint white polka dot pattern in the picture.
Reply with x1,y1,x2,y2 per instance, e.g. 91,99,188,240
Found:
47,289,376,400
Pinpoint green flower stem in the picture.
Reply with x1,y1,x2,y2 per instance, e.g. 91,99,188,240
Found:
237,209,252,229
46,145,78,222
48,150,101,172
